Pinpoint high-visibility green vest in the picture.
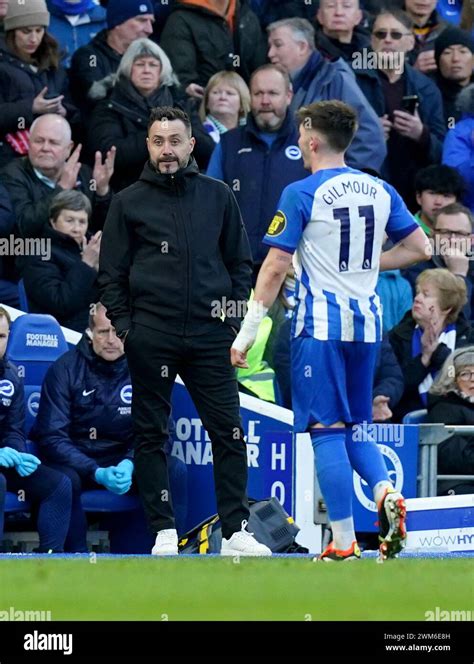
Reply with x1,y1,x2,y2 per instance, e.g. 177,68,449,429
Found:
237,316,275,402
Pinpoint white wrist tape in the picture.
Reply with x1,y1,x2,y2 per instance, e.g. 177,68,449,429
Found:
232,299,269,352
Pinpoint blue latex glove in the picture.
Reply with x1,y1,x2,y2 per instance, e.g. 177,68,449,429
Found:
0,447,23,468
115,459,133,481
16,452,41,477
94,466,131,495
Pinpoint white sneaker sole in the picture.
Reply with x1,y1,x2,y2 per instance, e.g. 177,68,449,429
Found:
151,549,179,556
221,548,272,557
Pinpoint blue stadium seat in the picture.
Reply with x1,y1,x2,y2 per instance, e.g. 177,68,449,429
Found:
6,313,69,433
81,490,141,512
402,409,428,424
4,315,68,515
4,492,32,513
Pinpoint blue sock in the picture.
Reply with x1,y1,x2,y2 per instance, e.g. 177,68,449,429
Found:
310,429,353,522
345,426,390,490
37,475,72,553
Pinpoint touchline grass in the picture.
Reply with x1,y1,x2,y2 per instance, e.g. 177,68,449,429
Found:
0,558,471,621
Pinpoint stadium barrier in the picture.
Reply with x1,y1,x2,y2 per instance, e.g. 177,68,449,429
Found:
1,305,473,554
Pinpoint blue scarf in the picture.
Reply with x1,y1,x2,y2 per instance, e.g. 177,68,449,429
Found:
49,0,96,16
412,322,457,404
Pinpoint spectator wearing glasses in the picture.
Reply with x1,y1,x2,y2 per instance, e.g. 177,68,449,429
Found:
356,8,446,211
427,347,474,496
403,203,474,321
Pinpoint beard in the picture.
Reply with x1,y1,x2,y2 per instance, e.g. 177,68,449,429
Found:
151,155,189,173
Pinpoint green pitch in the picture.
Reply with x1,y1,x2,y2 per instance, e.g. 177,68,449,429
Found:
0,558,471,621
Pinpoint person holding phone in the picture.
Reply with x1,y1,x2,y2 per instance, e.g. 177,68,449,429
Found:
0,0,79,169
356,7,446,210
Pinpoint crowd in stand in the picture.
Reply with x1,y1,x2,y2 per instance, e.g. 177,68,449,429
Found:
0,0,473,551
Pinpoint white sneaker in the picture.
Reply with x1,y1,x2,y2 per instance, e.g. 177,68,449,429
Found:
151,529,178,555
221,520,272,557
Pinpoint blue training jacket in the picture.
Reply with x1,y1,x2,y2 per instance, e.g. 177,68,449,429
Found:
31,334,133,478
0,357,25,452
219,111,307,265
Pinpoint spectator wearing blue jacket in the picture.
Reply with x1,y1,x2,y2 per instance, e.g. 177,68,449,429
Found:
31,303,187,550
356,8,446,211
0,306,72,552
273,319,404,422
267,17,387,173
207,64,307,279
47,0,107,69
443,83,474,212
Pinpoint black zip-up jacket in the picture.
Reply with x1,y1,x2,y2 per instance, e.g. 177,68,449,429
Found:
98,158,253,337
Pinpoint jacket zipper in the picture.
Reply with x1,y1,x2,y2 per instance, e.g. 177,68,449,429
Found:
172,174,191,335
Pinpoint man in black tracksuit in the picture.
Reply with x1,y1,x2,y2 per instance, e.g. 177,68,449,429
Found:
98,106,271,556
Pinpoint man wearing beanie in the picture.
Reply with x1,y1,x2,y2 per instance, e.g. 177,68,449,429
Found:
69,0,154,115
435,27,474,125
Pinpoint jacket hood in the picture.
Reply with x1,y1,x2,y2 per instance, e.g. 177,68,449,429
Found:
178,0,236,29
76,333,129,377
88,72,116,100
139,156,200,190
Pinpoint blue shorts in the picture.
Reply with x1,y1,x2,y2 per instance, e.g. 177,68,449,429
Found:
291,336,379,431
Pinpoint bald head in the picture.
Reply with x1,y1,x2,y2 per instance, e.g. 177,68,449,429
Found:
30,114,72,144
29,114,74,180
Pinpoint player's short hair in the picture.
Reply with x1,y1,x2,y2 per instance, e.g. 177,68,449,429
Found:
49,190,92,224
433,202,474,230
0,306,11,328
296,100,358,152
148,106,192,136
416,268,467,325
415,165,466,199
267,17,316,50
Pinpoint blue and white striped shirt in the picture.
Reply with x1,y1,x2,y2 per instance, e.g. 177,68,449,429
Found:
263,167,418,343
